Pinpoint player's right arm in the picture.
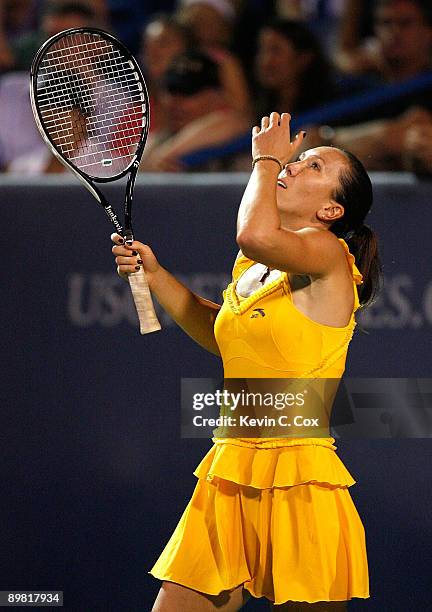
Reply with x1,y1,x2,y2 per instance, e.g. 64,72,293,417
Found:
111,234,221,356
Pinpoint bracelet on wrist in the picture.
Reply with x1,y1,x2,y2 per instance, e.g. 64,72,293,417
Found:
252,155,283,172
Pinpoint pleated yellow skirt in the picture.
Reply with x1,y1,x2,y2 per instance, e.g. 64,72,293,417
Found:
148,437,370,605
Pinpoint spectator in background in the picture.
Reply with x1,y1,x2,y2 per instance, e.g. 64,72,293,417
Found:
254,18,337,120
275,0,346,53
140,13,193,134
107,0,176,54
319,0,432,172
0,1,99,173
10,1,98,71
0,0,43,72
139,49,250,171
176,0,252,118
177,0,234,48
335,0,432,82
0,71,46,171
229,0,274,83
334,0,375,77
1,1,108,72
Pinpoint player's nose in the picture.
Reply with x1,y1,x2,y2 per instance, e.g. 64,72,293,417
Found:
284,160,305,176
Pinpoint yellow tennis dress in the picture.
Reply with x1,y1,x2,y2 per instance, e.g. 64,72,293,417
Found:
149,239,370,605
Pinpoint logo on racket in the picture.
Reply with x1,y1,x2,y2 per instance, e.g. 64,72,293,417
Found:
104,205,122,233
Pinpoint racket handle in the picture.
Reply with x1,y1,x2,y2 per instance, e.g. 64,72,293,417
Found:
128,267,161,334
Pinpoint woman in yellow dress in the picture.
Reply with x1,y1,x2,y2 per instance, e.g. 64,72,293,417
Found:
111,111,381,611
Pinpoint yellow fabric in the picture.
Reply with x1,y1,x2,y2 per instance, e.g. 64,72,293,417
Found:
214,238,363,379
193,437,356,489
149,239,370,604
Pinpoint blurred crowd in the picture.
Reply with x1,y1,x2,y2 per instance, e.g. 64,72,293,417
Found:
1,0,432,175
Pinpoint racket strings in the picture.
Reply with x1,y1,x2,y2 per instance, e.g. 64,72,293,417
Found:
37,81,143,108
35,32,147,177
42,106,144,148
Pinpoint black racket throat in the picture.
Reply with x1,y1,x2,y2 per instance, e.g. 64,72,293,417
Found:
95,159,140,240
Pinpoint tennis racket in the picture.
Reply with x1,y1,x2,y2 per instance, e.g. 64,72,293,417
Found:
30,27,161,334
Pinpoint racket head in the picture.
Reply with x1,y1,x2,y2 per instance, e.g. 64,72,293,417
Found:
30,27,150,183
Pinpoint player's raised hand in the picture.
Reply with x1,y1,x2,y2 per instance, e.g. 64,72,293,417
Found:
252,112,306,167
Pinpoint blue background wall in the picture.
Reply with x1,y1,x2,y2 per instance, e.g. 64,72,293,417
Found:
1,173,431,610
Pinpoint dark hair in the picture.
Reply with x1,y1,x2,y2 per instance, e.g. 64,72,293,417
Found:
257,18,336,113
329,150,383,308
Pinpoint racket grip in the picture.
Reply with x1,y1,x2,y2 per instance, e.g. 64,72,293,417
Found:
128,267,161,334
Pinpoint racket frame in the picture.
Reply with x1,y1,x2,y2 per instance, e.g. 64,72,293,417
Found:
29,27,150,240
30,27,161,333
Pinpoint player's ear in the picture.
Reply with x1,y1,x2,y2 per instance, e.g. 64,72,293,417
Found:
317,202,344,223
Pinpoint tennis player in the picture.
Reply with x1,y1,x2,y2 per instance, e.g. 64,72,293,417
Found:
111,112,381,611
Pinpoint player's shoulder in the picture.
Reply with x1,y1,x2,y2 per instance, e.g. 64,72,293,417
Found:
294,227,345,256
292,227,350,278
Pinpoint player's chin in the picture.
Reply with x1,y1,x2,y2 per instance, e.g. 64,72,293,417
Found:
276,191,288,209
276,195,296,217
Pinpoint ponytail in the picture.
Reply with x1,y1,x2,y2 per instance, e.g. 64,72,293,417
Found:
330,149,384,308
345,224,383,307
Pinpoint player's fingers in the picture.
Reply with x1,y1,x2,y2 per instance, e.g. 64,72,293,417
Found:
269,111,280,127
124,241,154,257
112,244,134,256
280,112,291,127
252,125,260,136
117,264,142,276
111,232,124,245
115,255,142,265
295,130,307,141
261,115,269,129
124,242,159,274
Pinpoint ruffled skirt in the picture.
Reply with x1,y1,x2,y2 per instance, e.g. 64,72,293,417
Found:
148,437,370,605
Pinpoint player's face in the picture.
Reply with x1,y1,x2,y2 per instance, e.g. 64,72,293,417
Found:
275,147,348,223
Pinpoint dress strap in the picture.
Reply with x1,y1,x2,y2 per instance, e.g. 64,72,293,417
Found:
338,238,363,285
338,238,363,312
232,251,253,280
222,252,253,301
